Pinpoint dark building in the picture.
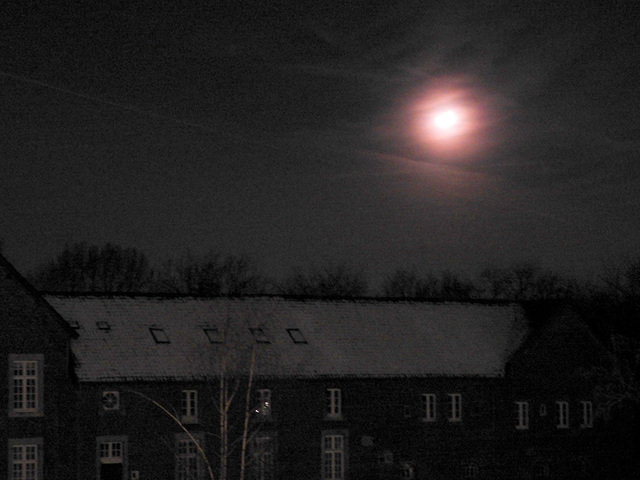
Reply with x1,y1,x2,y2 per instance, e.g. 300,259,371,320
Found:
0,255,78,479
1,254,636,479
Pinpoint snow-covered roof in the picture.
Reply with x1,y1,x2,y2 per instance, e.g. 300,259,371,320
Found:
44,295,528,382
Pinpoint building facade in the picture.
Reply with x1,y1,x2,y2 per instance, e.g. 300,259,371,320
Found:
0,255,78,479
1,254,637,479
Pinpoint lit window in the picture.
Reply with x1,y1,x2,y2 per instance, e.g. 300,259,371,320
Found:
256,389,272,417
181,390,198,423
326,389,342,419
580,401,593,428
287,328,307,344
176,434,203,480
464,463,479,478
203,327,223,344
421,394,436,421
10,438,42,480
515,401,529,430
251,435,275,480
150,327,170,344
556,401,569,429
9,355,43,417
250,328,270,344
322,434,345,480
448,394,462,422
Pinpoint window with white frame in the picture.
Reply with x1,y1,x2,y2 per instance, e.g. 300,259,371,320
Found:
9,438,42,480
448,394,462,422
176,435,203,480
181,390,198,423
256,389,272,417
97,436,126,480
251,434,275,480
580,401,593,428
322,434,345,480
421,394,436,421
326,388,342,419
99,441,122,463
556,401,569,429
515,401,529,430
9,355,43,417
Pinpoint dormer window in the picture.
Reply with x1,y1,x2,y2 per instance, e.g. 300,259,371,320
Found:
203,327,223,344
150,327,170,344
287,328,307,344
96,321,111,331
250,328,270,344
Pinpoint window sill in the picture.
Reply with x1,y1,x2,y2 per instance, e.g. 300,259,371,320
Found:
324,414,343,421
9,411,44,418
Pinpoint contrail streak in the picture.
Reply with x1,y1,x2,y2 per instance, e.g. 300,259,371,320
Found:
0,69,244,138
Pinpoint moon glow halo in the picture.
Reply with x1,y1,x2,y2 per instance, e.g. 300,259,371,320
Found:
409,81,493,160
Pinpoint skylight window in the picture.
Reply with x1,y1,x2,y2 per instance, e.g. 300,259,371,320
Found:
96,321,111,331
249,328,270,344
203,327,223,344
287,328,307,344
69,321,80,329
150,327,170,344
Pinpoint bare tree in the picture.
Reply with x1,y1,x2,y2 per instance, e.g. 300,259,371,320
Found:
153,252,269,296
381,269,437,298
279,263,369,297
27,242,153,292
129,304,274,480
380,268,474,299
477,262,572,300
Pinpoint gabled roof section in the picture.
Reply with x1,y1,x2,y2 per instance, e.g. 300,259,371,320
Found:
44,295,528,382
0,254,78,338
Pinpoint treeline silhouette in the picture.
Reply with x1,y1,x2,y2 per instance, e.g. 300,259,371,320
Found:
26,242,638,302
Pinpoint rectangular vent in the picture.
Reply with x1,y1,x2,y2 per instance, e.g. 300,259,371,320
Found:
96,321,111,331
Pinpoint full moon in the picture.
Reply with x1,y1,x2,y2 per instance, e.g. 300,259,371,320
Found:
408,79,494,159
433,109,459,131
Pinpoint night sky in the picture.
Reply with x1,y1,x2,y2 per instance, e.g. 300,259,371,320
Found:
2,1,639,282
